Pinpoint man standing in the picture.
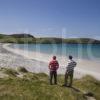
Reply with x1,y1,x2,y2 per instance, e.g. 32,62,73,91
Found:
48,56,59,85
63,55,77,87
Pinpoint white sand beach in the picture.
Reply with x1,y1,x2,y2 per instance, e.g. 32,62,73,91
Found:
1,43,100,80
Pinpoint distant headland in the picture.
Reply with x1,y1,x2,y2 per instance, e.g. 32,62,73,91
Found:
0,33,100,44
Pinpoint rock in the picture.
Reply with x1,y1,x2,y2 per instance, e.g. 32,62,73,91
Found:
84,92,94,97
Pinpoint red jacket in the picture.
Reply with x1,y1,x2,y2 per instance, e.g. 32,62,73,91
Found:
49,60,59,71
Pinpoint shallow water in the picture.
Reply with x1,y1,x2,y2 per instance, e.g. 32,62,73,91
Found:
9,44,100,61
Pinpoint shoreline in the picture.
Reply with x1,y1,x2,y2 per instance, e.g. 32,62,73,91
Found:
1,43,100,80
0,43,49,74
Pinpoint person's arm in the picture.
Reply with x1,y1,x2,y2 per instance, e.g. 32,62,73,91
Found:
56,61,59,69
66,61,70,68
48,62,51,69
73,61,77,67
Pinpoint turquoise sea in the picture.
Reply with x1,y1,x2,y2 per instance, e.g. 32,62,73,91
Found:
9,44,100,60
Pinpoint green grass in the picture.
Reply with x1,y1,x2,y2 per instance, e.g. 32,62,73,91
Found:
0,68,100,100
1,68,19,77
74,75,100,100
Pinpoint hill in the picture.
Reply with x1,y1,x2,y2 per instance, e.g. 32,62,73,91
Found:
0,33,100,44
0,67,100,100
63,38,100,44
36,37,100,44
10,33,35,38
0,33,36,43
0,33,35,38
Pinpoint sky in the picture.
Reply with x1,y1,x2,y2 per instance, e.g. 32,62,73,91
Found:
0,0,100,39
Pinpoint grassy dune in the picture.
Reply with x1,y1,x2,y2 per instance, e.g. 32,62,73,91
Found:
0,67,100,100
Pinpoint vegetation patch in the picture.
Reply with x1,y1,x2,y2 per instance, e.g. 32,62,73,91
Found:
0,33,100,44
0,68,100,100
17,67,28,73
3,68,19,77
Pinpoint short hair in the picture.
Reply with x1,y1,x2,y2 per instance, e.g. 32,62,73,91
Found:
69,55,73,59
53,56,56,60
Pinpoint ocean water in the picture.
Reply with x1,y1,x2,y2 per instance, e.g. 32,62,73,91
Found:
9,44,100,61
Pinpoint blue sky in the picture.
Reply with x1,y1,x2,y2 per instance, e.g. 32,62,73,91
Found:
0,0,100,39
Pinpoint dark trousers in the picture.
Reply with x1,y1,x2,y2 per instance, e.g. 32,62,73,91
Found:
64,71,73,86
50,71,57,85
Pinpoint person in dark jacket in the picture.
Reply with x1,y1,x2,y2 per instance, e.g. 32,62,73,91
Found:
48,56,59,85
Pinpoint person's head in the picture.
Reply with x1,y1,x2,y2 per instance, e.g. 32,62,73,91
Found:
53,56,56,60
69,55,73,60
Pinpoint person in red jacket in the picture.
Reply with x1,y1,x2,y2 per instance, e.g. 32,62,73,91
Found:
48,56,59,85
